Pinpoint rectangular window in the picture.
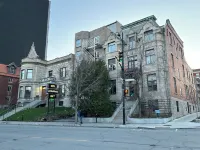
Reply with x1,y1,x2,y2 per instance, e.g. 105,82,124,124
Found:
182,65,185,77
171,54,174,67
108,42,116,52
108,58,116,71
178,69,180,79
180,47,184,59
129,36,135,49
59,101,64,106
5,96,11,104
8,77,13,83
60,67,66,78
185,85,188,97
48,70,53,77
147,74,157,91
76,39,81,47
144,30,154,42
59,85,65,98
7,85,12,92
21,70,25,79
180,88,182,96
173,77,177,93
8,66,15,74
176,43,178,58
169,32,172,44
148,100,159,111
94,36,100,44
128,55,137,69
176,101,179,112
145,49,156,64
196,73,200,78
19,86,23,98
110,80,116,95
26,69,33,79
24,86,32,99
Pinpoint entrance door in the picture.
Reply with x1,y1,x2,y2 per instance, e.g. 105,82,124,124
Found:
41,86,46,100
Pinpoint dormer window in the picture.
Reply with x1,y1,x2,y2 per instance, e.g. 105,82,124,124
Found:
8,66,15,74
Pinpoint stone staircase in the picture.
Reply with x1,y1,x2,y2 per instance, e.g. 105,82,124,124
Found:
0,100,43,121
112,100,138,124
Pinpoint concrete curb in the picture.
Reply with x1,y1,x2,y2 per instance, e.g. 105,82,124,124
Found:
1,121,200,130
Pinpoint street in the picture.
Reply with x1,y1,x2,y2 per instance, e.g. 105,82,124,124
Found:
0,125,200,150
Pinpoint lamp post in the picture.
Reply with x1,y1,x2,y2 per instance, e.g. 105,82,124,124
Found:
117,32,126,125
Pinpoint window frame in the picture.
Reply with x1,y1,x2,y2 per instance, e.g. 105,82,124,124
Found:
8,77,13,83
7,85,12,92
48,70,53,77
110,80,116,95
21,69,25,79
19,86,24,98
76,39,81,47
128,55,137,69
171,53,174,67
108,58,116,71
145,49,156,65
129,36,135,49
108,42,116,53
60,67,67,78
24,86,32,99
173,77,177,93
26,69,33,79
144,30,154,42
147,74,157,91
176,101,179,112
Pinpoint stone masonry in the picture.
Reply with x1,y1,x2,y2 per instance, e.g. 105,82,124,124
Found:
18,43,75,107
74,15,198,119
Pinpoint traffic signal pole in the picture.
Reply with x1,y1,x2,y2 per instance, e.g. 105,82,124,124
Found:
121,32,126,125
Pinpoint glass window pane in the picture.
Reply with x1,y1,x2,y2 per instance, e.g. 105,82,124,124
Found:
76,39,81,47
146,56,151,64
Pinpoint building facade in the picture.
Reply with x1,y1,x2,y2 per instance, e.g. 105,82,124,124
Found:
0,0,50,65
0,63,20,108
193,69,200,110
74,15,197,119
18,43,75,107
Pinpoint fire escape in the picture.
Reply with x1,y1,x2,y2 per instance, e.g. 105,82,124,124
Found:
81,36,103,61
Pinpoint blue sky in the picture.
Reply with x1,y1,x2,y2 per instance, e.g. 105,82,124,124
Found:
47,0,200,69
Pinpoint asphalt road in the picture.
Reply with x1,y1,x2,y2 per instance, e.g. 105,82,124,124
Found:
0,125,200,150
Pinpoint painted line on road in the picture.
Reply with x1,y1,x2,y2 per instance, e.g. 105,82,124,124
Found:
31,136,89,142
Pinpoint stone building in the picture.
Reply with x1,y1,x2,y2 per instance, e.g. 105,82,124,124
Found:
193,69,200,110
0,63,20,108
18,43,75,107
74,15,197,119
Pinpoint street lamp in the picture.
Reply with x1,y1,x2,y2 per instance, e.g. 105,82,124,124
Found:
116,32,126,125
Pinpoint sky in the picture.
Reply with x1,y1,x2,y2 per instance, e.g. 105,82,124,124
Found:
47,0,200,69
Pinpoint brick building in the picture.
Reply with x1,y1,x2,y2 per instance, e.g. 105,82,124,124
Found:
0,63,20,108
74,15,197,119
18,43,75,107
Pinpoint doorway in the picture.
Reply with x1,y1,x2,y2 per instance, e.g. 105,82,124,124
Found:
41,86,46,100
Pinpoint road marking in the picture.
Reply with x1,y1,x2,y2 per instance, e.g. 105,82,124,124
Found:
31,136,88,142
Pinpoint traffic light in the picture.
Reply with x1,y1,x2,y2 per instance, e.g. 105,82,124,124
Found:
124,89,128,95
118,51,123,62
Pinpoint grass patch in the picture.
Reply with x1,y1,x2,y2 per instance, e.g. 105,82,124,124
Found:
5,107,74,122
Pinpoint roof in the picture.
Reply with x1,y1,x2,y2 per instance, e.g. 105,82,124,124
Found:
193,69,200,72
0,63,20,78
122,15,157,29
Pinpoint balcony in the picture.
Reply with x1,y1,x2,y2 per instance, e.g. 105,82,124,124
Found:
82,38,103,49
124,67,141,80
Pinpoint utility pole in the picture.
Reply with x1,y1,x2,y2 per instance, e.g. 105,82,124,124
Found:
121,32,126,125
117,32,126,125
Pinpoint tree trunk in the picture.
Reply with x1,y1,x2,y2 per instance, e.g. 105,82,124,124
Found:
75,96,78,124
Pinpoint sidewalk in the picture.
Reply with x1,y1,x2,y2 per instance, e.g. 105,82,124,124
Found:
1,112,200,130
